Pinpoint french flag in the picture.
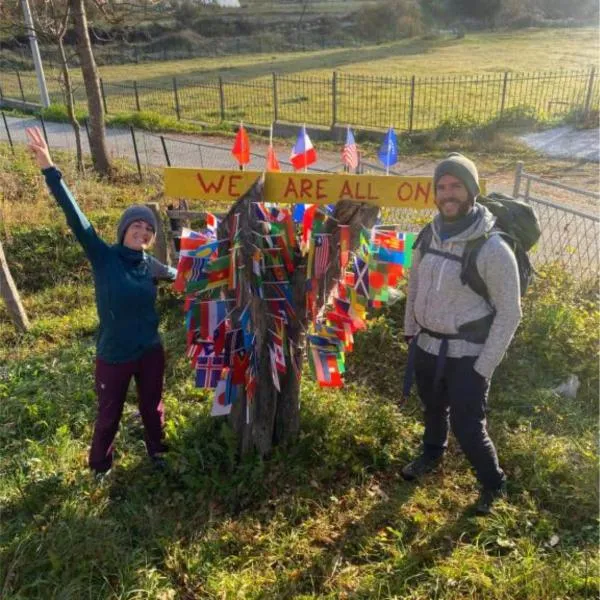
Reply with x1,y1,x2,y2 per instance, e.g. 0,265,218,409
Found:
290,125,317,171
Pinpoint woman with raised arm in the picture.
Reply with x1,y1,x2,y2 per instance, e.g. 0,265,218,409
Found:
26,127,176,480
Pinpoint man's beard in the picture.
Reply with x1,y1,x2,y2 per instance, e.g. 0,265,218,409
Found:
437,197,473,222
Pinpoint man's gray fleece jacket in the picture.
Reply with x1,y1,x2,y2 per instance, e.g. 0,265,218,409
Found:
404,204,522,379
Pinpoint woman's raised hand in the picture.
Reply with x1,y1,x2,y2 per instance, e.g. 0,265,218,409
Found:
25,127,54,170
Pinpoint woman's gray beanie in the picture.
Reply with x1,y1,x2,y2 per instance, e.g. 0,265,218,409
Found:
117,205,157,244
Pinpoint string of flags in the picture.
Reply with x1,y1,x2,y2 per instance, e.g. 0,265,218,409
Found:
173,195,416,417
172,122,407,419
229,123,400,173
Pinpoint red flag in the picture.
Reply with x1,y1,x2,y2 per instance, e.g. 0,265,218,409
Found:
231,125,250,166
266,145,280,172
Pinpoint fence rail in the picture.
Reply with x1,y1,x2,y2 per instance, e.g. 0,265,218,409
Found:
1,67,598,133
0,113,597,278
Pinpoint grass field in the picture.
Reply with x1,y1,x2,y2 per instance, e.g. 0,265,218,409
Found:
2,28,598,131
0,144,599,599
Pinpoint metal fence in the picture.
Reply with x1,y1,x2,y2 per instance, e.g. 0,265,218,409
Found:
1,113,597,278
512,163,599,274
1,67,598,133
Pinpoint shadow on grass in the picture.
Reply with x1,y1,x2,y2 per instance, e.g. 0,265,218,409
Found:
139,38,458,86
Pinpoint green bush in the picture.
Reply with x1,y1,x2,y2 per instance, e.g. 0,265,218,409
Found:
106,110,200,133
40,103,88,123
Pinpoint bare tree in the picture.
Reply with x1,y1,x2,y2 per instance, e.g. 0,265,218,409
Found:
69,0,111,176
216,180,379,457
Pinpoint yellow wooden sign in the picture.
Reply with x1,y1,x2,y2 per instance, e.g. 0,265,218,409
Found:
165,168,443,209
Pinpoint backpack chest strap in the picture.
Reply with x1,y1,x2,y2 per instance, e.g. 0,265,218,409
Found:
422,247,462,263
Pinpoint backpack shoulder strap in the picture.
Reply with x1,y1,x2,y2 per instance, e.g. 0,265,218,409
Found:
414,223,462,263
413,223,433,253
461,233,494,305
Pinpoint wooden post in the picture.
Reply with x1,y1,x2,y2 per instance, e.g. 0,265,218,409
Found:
16,70,25,102
0,238,30,332
512,161,524,198
2,111,14,153
99,77,108,114
146,202,169,265
219,180,379,457
160,135,171,167
173,77,181,120
130,126,142,181
133,80,141,112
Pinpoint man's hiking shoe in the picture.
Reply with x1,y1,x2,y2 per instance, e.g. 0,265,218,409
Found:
475,483,507,515
401,454,443,481
93,468,111,485
150,455,168,471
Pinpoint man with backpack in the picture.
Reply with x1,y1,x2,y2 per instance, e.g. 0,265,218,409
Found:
402,153,526,515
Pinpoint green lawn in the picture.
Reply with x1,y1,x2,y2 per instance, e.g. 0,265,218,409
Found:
0,145,598,598
2,28,598,130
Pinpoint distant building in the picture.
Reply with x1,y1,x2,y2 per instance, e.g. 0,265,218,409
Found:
204,0,241,6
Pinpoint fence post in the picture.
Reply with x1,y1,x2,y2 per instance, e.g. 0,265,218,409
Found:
272,72,278,123
84,118,92,150
16,70,25,102
173,77,181,120
408,75,416,133
99,78,108,114
160,135,171,167
583,66,596,121
146,202,169,265
331,71,337,127
2,111,14,153
130,126,143,181
218,76,226,122
39,115,49,147
500,71,509,118
512,161,524,199
133,80,141,112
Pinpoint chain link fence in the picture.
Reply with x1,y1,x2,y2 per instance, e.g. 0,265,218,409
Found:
1,114,597,277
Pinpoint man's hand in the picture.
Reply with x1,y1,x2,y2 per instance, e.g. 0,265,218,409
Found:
25,127,53,170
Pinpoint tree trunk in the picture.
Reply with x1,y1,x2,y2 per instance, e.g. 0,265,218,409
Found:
57,32,84,173
220,178,379,458
0,237,30,332
69,0,111,176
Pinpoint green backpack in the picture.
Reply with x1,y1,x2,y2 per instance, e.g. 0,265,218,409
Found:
414,192,541,304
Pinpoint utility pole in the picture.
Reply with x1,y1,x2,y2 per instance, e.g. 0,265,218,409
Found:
21,0,51,108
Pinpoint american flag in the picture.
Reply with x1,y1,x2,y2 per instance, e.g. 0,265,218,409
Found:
314,234,330,278
341,127,359,171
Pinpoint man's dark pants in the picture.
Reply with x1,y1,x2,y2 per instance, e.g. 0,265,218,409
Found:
89,344,167,472
415,346,505,490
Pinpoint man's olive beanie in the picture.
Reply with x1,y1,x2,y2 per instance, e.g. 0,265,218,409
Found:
433,152,480,199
